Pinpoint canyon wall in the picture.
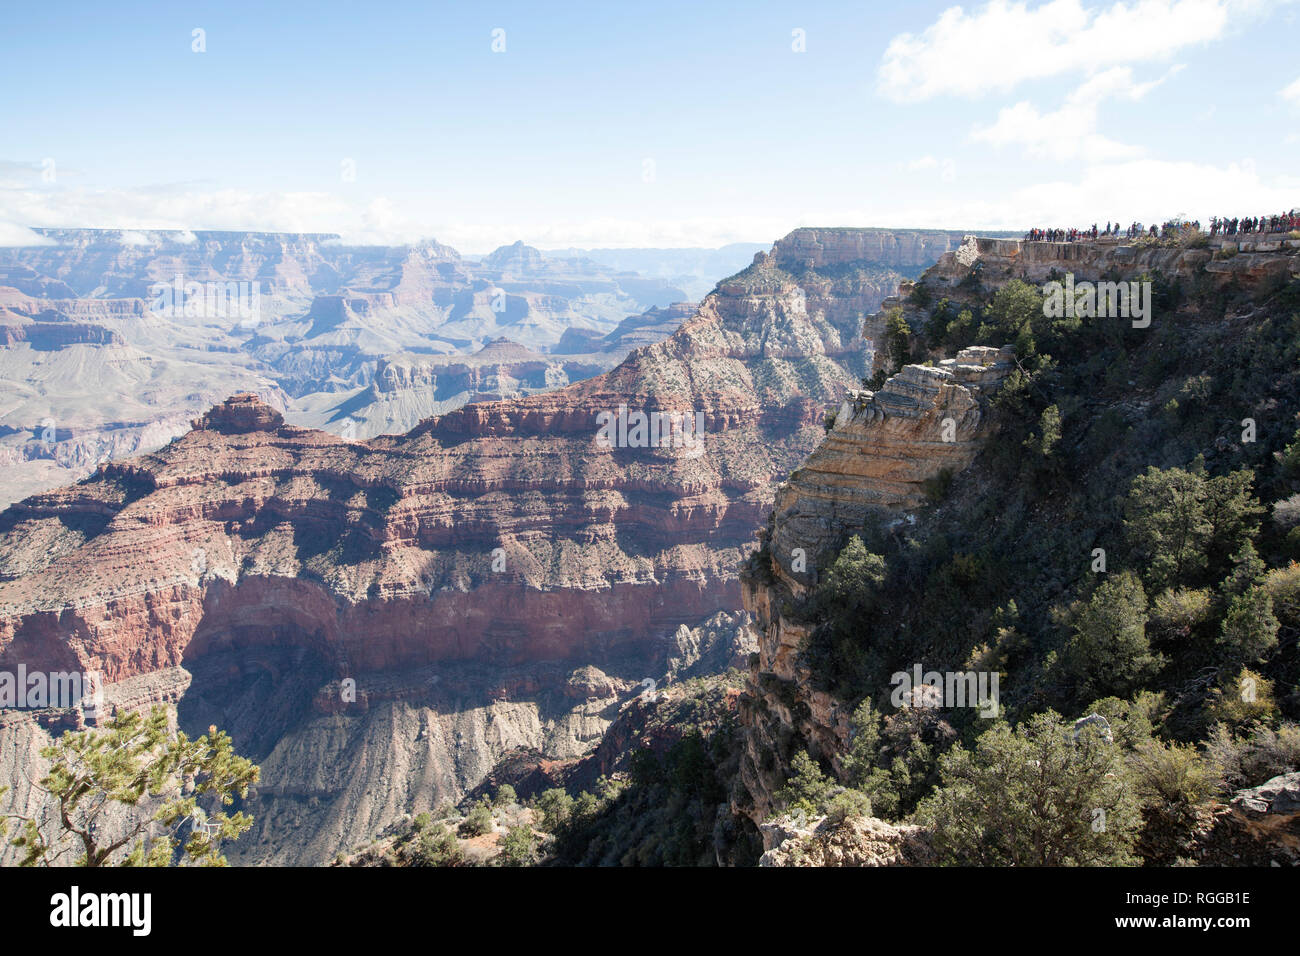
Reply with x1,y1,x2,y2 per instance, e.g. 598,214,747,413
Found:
736,350,1013,822
0,227,966,862
734,232,1300,827
0,230,696,508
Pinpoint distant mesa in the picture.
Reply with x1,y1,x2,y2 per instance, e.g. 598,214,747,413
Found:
473,336,542,362
0,302,125,349
552,327,605,353
552,301,696,355
770,227,975,272
482,240,545,271
193,393,285,434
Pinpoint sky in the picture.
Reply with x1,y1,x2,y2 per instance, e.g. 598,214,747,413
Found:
1,0,1297,251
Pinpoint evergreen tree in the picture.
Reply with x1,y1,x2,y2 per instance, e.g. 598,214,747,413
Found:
1,706,258,867
918,711,1140,865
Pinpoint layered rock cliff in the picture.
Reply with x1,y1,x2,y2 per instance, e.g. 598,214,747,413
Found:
0,229,696,507
0,227,957,862
734,231,1300,829
736,350,1014,822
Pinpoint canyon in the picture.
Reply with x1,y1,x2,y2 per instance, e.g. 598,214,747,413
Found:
0,226,973,863
0,229,718,508
6,226,1296,864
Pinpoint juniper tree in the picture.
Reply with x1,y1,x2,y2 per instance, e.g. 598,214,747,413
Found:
1062,571,1162,700
1,705,258,867
917,711,1140,866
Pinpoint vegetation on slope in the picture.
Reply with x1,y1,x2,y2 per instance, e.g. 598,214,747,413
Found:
778,265,1300,864
339,673,759,867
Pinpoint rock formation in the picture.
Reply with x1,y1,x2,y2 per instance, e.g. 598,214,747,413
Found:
759,812,934,866
0,228,696,506
0,226,961,862
766,346,1014,596
1194,772,1300,866
734,231,1300,829
735,354,1014,823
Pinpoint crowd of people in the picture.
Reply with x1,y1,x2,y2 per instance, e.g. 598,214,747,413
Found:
1023,220,1199,241
1023,209,1298,243
1024,225,1104,241
1209,211,1300,236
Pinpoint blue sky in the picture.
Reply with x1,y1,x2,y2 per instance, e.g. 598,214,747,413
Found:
1,0,1297,250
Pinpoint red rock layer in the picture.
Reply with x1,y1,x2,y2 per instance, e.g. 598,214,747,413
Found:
0,234,920,686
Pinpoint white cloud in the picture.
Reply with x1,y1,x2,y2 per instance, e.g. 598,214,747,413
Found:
1282,75,1300,104
0,183,414,246
972,99,1140,161
878,0,1277,102
1006,158,1299,224
0,179,794,250
879,157,1298,229
0,221,55,247
971,65,1179,160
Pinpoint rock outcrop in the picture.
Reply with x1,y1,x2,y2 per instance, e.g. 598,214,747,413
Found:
766,346,1014,596
1195,772,1300,866
759,812,934,866
734,232,1300,831
736,350,1012,823
928,233,1300,293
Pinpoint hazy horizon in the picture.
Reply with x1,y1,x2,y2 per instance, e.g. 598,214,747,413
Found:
2,0,1296,250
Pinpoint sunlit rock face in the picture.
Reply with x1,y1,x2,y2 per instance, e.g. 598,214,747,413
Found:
733,232,1300,829
0,227,966,862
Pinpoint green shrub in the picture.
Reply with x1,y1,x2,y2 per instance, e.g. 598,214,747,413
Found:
819,537,887,612
408,823,462,867
917,711,1140,865
1061,571,1162,700
774,751,835,817
1148,587,1212,644
884,308,912,371
1128,738,1219,864
824,788,872,824
533,788,575,833
1124,466,1263,592
459,799,495,837
1263,562,1300,630
497,825,539,866
1209,667,1278,728
1217,586,1280,665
